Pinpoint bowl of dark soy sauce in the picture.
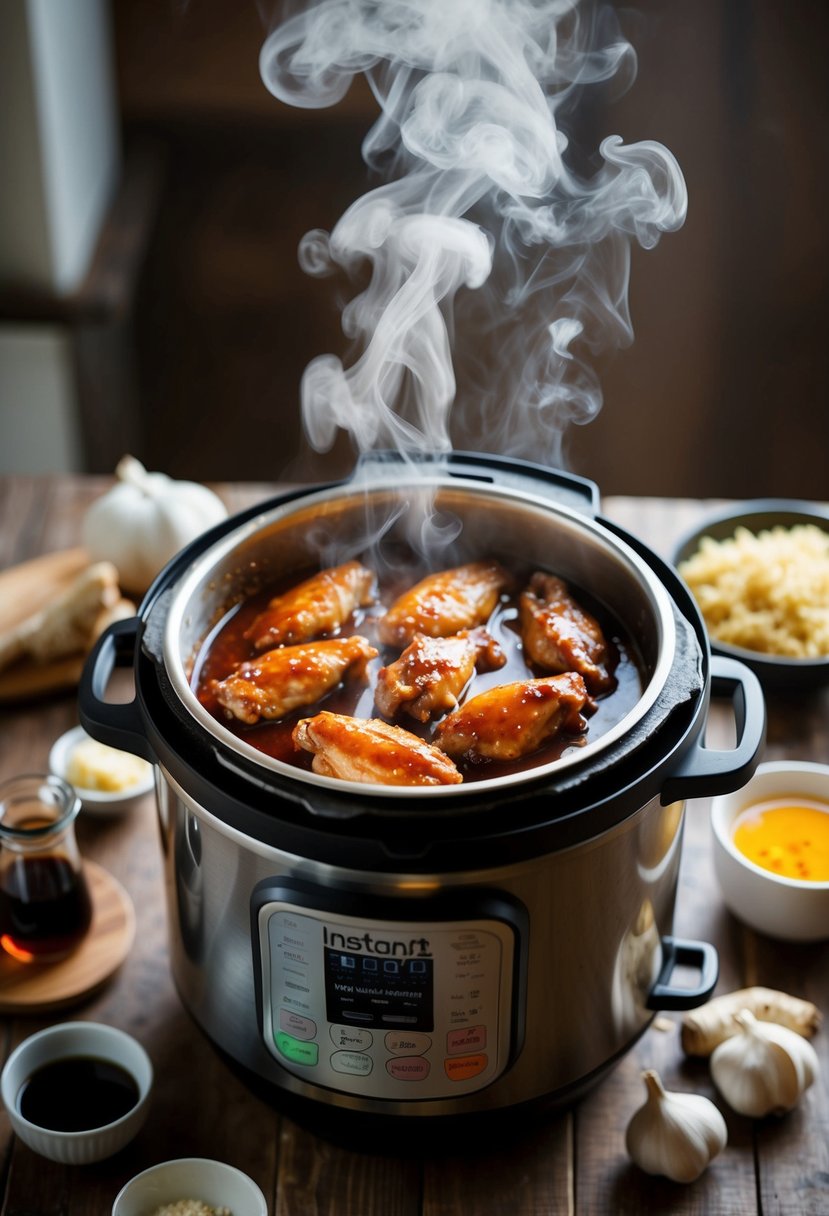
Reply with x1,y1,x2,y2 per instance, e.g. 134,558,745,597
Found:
0,1021,153,1163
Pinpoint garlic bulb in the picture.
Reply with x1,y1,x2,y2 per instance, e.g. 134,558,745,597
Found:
83,456,227,593
625,1069,727,1183
710,1008,819,1117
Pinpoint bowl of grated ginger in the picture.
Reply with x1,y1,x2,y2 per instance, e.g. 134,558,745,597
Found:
673,499,829,690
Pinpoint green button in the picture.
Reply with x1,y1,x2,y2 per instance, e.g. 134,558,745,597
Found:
275,1031,319,1066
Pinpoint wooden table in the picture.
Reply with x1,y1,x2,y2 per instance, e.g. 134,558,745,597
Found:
1,475,827,1216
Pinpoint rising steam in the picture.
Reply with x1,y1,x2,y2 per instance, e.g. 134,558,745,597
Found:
260,0,687,470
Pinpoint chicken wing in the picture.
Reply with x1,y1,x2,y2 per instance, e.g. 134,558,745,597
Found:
374,628,506,723
245,561,376,650
435,671,593,762
519,573,615,693
292,711,463,786
378,561,511,647
213,636,377,725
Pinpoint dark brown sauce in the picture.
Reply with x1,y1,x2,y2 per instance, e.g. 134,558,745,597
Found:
18,1056,139,1131
0,854,92,962
192,560,643,783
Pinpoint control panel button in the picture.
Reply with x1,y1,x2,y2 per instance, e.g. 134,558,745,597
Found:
279,1010,317,1041
331,1050,373,1076
260,900,520,1100
385,1031,432,1056
330,1025,373,1051
446,1025,487,1055
386,1056,431,1082
275,1031,319,1067
444,1053,488,1082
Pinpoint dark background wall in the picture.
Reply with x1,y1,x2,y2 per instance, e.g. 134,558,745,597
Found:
111,0,829,499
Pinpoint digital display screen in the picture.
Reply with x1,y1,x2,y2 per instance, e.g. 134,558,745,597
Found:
324,948,434,1032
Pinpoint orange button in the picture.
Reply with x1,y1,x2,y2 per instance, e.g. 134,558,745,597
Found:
444,1053,488,1082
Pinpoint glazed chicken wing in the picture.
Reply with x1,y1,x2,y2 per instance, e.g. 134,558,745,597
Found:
378,561,512,648
292,711,463,786
213,636,377,725
435,672,593,762
245,561,376,651
519,573,615,694
374,628,506,723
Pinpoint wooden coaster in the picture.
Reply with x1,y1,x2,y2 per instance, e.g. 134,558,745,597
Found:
0,861,136,1013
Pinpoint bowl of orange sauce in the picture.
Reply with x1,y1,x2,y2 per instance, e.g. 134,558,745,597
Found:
711,761,829,941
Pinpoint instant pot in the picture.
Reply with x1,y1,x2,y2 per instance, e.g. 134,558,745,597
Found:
80,454,765,1134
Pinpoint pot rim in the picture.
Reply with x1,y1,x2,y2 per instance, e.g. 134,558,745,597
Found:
162,477,678,799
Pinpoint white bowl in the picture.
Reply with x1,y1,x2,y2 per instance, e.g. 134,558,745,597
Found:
49,725,155,815
0,1021,153,1164
711,761,829,941
113,1158,269,1216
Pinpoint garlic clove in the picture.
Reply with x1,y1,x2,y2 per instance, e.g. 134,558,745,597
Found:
710,1008,820,1118
625,1069,727,1183
749,1013,820,1095
83,457,228,594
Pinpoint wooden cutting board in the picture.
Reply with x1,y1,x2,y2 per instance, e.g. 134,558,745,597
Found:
0,548,131,703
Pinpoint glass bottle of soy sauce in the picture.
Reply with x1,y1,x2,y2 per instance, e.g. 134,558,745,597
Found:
0,774,92,963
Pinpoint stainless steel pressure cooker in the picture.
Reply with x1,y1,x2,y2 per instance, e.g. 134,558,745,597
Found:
80,454,765,1137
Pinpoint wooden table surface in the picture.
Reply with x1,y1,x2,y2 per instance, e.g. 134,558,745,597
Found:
1,474,827,1216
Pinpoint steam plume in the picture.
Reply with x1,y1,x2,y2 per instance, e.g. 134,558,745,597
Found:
260,0,687,470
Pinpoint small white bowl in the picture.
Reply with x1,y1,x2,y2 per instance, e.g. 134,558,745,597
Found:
711,761,829,941
49,725,155,815
0,1021,153,1164
112,1158,269,1216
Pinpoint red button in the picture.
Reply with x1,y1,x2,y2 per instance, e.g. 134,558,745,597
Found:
386,1056,431,1081
447,1025,486,1055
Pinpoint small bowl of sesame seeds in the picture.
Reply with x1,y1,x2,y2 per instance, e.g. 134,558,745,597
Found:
111,1158,268,1216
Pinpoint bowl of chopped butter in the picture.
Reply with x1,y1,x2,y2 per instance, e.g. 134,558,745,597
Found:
49,725,154,814
112,1158,268,1216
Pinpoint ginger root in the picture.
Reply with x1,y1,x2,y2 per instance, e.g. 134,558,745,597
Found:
681,986,821,1057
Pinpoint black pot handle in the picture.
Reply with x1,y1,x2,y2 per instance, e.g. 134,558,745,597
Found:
350,451,600,517
659,655,765,804
646,936,719,1011
78,617,155,763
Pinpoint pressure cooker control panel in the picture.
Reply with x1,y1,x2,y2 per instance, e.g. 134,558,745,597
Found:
252,884,526,1101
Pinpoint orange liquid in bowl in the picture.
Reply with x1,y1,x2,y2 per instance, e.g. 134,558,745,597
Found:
732,799,829,881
